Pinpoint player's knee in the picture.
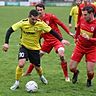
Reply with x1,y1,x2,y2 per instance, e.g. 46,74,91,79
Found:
70,60,78,71
18,64,24,68
69,64,76,72
18,59,25,68
58,47,64,56
70,68,76,72
87,72,94,79
87,70,94,74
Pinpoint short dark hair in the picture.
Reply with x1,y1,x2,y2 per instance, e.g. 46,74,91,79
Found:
29,9,39,17
82,6,94,14
35,3,45,10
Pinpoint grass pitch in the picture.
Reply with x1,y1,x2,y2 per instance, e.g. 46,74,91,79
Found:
0,6,96,96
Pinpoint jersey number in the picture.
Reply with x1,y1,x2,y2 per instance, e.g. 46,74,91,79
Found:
19,52,24,58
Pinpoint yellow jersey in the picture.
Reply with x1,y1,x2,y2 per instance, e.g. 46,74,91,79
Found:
12,18,51,50
70,5,79,27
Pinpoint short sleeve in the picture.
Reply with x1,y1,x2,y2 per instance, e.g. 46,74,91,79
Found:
12,20,23,31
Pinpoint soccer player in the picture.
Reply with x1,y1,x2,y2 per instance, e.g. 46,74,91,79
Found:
23,3,74,82
69,6,96,87
68,0,81,31
2,9,70,91
77,0,96,23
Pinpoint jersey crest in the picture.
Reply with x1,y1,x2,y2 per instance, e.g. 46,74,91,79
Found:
91,26,94,31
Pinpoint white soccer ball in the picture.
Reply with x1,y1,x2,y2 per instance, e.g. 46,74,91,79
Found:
25,81,38,92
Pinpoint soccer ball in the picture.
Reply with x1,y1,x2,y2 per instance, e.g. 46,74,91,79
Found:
25,80,38,92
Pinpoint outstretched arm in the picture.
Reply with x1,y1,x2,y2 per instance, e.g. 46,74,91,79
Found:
2,27,14,52
49,29,70,46
52,14,74,38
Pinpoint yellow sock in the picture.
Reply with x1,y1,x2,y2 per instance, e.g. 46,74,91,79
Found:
35,66,43,77
15,66,23,80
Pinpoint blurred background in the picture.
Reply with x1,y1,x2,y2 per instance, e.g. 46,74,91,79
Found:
0,0,74,6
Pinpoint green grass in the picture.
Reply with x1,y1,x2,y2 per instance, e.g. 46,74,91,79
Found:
0,6,96,96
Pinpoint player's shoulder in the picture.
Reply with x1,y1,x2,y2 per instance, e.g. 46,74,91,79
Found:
92,19,96,23
21,18,29,22
19,18,29,24
79,17,85,22
94,19,96,22
36,19,46,24
81,16,85,20
13,18,28,26
71,5,78,10
45,13,56,19
45,13,54,17
79,3,84,8
72,5,78,9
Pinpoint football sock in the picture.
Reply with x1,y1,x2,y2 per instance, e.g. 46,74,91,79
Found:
35,66,43,77
87,72,94,80
61,61,68,78
16,66,23,80
70,68,78,74
26,63,34,74
72,70,79,84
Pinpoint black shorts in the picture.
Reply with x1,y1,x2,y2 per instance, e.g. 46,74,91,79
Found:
18,46,40,67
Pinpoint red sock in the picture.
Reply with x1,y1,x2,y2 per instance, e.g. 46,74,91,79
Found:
26,63,34,74
61,61,68,78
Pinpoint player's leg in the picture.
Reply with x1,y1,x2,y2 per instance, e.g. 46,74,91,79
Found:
29,50,48,84
57,47,70,82
35,65,48,84
54,40,70,82
70,45,84,84
70,59,79,84
86,49,96,87
23,41,51,76
22,63,34,76
36,42,53,84
86,62,95,87
10,46,27,90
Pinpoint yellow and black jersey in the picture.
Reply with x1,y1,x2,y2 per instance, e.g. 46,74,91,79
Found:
12,18,52,50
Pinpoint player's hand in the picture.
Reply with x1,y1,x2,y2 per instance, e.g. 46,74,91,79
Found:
69,24,72,29
61,39,70,46
69,32,75,38
74,39,78,43
82,33,89,40
2,43,9,52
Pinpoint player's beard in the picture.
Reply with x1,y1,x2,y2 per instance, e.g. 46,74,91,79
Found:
85,17,91,22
